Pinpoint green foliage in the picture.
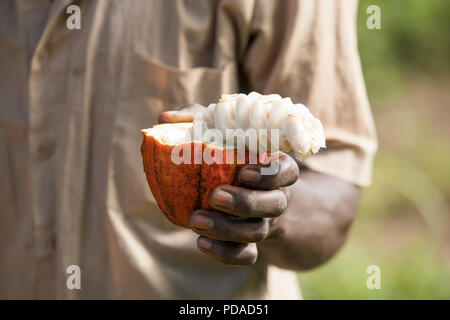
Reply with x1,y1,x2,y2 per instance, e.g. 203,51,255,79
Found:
298,0,450,299
299,235,450,299
300,145,450,299
357,0,450,101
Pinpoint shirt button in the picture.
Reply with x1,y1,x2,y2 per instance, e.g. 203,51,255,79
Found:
35,234,56,259
36,140,56,160
72,66,85,75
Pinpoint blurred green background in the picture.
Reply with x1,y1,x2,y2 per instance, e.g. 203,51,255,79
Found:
298,0,450,299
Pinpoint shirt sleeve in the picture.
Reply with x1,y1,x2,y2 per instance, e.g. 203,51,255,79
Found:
241,0,378,186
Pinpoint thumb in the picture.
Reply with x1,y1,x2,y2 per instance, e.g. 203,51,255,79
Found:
158,103,205,124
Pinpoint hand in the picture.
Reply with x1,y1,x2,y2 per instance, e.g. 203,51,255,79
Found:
159,103,300,266
158,103,359,270
190,152,299,265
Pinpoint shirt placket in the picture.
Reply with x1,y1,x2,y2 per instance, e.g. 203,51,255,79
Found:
25,0,74,298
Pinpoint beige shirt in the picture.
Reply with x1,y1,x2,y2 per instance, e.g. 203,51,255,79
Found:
0,0,377,299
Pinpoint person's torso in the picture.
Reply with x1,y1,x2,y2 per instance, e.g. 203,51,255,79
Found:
0,0,301,299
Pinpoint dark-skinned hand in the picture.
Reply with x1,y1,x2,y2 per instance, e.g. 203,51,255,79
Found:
159,104,299,265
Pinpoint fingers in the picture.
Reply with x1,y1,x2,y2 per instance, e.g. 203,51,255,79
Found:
190,153,298,266
238,152,299,190
196,236,258,266
189,209,270,243
209,184,287,218
158,103,205,123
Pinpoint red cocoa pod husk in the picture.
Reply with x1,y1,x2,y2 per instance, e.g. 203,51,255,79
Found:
141,129,268,228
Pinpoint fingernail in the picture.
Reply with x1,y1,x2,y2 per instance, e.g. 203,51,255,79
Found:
189,212,214,230
239,168,261,184
211,189,233,207
197,237,212,250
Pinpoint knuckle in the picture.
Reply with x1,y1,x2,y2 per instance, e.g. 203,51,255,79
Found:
273,193,287,216
279,192,288,209
289,163,300,182
245,245,259,265
216,243,258,266
261,218,271,236
241,255,257,266
233,247,257,266
286,159,300,181
259,155,300,189
251,219,270,242
276,156,299,187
